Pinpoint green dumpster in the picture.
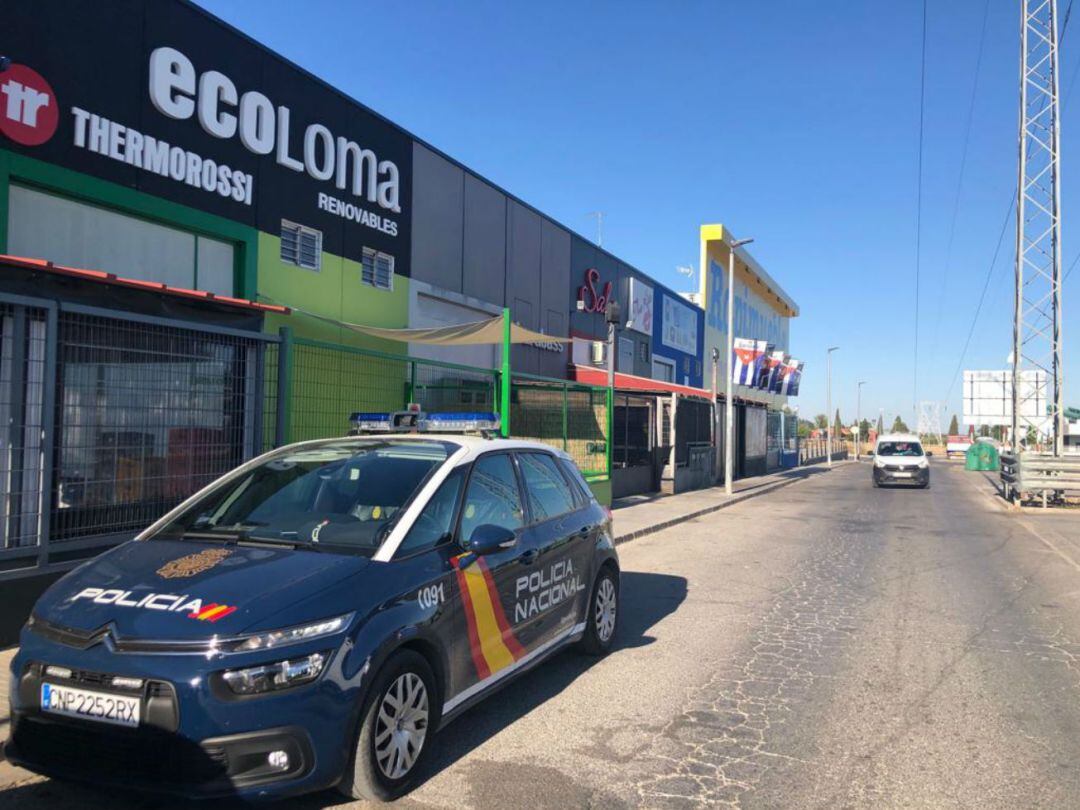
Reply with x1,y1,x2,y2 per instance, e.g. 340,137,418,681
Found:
965,441,1000,471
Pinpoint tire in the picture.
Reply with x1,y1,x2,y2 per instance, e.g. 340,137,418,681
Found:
338,650,437,802
579,566,619,656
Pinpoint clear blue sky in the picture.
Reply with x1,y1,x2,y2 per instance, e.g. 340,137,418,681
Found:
201,0,1080,430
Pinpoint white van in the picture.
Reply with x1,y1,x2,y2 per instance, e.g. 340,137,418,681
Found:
872,433,930,489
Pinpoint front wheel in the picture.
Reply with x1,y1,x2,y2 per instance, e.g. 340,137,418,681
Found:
579,567,619,656
338,650,436,802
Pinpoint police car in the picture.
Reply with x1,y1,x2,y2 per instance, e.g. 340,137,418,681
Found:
5,412,619,801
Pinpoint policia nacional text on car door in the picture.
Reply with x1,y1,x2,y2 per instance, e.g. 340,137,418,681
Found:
5,429,619,802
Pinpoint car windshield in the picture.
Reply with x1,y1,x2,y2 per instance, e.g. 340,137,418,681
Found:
152,439,456,555
877,441,924,457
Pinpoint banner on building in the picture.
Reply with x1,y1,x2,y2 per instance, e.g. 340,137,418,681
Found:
757,350,786,391
779,358,803,396
786,361,805,396
731,338,769,386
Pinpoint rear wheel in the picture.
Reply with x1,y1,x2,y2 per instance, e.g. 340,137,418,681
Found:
579,567,619,656
338,650,436,802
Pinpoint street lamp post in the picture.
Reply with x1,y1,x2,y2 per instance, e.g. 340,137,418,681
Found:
856,380,867,461
724,236,754,495
712,346,721,478
826,346,839,466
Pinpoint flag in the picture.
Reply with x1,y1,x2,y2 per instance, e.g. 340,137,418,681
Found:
758,350,786,391
731,338,769,386
779,358,803,396
769,353,791,393
787,361,805,396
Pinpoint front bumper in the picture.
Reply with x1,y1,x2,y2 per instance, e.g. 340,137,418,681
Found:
4,628,370,800
873,465,929,486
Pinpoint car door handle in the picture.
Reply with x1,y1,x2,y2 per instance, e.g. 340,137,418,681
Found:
520,549,539,565
577,525,593,537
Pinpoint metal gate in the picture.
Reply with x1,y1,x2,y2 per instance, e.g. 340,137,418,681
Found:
0,293,279,581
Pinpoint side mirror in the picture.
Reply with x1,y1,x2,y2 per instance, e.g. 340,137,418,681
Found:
866,450,874,457
925,451,933,457
467,524,517,555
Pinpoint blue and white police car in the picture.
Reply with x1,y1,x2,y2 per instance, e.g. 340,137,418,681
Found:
5,412,619,801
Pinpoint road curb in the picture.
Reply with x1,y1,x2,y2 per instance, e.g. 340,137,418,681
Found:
613,466,833,546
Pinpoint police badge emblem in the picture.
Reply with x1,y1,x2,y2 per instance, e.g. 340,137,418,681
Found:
157,548,233,579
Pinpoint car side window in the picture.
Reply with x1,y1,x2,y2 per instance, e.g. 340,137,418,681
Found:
519,452,577,521
556,457,593,504
458,454,524,543
397,468,466,557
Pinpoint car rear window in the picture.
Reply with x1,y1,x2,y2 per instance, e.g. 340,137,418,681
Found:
519,452,577,521
555,456,594,504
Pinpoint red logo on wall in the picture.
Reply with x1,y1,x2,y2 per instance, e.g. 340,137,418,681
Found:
0,63,59,146
578,268,613,314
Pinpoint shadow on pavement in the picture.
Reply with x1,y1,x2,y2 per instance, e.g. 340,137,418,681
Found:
0,570,687,810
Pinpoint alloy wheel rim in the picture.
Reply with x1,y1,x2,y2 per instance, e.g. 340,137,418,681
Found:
595,577,617,642
374,672,429,780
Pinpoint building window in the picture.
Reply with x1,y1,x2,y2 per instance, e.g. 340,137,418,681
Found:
653,357,676,383
280,220,322,271
7,184,235,296
361,248,394,290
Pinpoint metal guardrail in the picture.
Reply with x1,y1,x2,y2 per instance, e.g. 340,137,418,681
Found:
1001,452,1080,506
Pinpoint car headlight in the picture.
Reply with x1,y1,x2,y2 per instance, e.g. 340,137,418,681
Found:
230,612,354,653
918,458,929,468
222,651,329,695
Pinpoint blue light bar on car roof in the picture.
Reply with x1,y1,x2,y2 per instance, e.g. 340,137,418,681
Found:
419,412,501,433
349,412,392,432
348,411,499,435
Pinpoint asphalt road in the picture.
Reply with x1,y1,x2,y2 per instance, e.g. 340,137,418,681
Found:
6,461,1080,808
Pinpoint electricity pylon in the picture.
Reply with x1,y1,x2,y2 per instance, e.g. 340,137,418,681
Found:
1013,0,1065,455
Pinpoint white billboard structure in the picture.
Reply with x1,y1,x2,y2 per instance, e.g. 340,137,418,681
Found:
963,370,1050,434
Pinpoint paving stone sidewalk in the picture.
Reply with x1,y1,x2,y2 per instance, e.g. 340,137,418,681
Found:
612,461,841,543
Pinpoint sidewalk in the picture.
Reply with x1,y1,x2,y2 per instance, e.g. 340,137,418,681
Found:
612,462,840,544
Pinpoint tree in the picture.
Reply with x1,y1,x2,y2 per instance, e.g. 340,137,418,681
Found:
797,419,812,438
948,414,959,435
891,415,910,432
876,414,884,434
834,408,843,433
814,413,828,429
859,418,872,436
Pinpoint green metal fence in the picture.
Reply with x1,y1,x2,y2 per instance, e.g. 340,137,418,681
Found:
284,334,498,443
274,330,610,480
509,373,610,479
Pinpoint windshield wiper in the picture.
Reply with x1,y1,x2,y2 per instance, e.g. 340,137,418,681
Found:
179,530,247,544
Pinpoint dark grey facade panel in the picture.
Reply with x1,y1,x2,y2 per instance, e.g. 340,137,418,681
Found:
540,220,571,334
462,174,508,305
507,200,542,329
507,200,542,374
411,144,464,293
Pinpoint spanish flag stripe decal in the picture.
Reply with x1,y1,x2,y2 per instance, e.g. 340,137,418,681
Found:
190,603,218,618
206,605,237,622
452,554,523,676
475,557,527,659
198,604,230,621
452,558,491,680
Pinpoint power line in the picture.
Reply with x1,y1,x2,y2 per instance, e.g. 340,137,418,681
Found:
929,0,990,364
946,0,1075,409
913,0,928,415
942,193,1015,406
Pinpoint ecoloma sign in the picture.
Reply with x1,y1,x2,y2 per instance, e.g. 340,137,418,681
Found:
1,45,401,235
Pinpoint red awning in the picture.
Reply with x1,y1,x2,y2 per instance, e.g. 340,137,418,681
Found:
0,254,289,314
570,364,714,400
